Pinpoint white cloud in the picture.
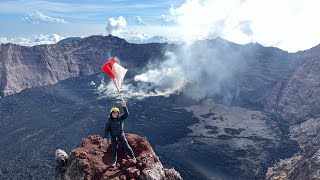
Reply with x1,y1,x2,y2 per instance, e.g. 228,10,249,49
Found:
164,0,320,52
130,35,169,44
118,30,149,42
105,16,127,34
134,16,146,25
33,34,65,44
107,25,181,44
23,11,67,24
0,37,9,44
112,0,320,101
112,28,171,44
0,34,65,46
160,6,178,23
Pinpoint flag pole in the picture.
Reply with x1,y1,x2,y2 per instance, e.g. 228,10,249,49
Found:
112,79,126,104
112,80,129,111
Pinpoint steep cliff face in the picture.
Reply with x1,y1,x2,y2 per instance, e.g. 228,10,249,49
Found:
0,35,167,97
55,134,182,180
263,57,320,123
262,52,320,179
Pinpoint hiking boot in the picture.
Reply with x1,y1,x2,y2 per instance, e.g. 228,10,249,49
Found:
132,157,136,162
110,161,116,167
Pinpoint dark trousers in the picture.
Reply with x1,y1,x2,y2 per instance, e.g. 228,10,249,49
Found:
111,133,135,163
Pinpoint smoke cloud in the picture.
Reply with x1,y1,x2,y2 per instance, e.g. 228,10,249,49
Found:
96,54,188,100
117,0,253,102
98,1,253,102
133,41,245,103
106,16,127,34
97,41,246,104
100,0,317,102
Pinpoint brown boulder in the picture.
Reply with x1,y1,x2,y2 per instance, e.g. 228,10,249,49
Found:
55,133,182,180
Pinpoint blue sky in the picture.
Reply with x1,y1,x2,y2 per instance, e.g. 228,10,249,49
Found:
0,0,179,23
1,0,320,52
0,0,182,37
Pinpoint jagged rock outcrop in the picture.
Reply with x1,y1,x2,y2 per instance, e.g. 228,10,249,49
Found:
263,57,320,123
55,134,182,180
266,149,320,180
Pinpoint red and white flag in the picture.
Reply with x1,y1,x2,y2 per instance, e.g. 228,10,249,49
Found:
102,57,128,91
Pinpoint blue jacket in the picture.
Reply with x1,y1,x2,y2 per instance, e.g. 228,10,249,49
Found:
104,107,129,138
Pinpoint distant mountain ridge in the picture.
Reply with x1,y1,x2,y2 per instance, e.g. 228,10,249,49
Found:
2,34,320,121
57,37,82,45
0,34,310,98
0,35,167,97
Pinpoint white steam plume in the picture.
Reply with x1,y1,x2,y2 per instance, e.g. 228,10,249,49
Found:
132,42,244,102
106,16,127,34
96,43,244,103
97,0,320,102
96,53,189,100
97,77,187,100
134,52,186,90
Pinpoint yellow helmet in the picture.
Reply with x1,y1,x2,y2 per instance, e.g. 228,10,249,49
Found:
110,107,120,113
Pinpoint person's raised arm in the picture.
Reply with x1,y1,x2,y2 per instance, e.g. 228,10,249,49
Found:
120,101,129,120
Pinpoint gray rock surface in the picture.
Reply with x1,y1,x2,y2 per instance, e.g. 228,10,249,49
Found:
291,118,320,147
262,56,320,179
263,57,320,123
156,100,298,179
140,162,166,180
266,118,320,180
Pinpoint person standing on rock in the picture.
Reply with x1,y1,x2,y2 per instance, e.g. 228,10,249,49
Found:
104,101,136,166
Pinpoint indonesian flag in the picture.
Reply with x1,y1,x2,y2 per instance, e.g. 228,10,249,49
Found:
102,57,128,90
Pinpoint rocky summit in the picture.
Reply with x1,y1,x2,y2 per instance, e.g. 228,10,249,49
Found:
55,134,182,180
